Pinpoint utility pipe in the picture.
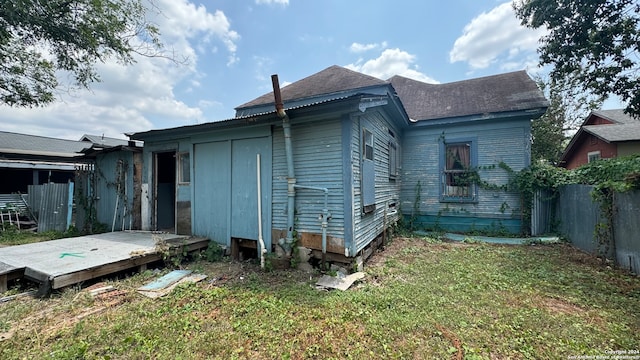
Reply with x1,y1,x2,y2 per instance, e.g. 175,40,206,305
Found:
294,185,331,267
272,74,296,254
272,75,332,264
256,154,267,269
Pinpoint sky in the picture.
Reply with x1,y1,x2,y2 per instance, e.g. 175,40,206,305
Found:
0,0,623,140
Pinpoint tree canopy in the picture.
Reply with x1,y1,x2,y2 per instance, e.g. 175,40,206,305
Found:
0,0,163,107
531,76,601,165
514,0,640,116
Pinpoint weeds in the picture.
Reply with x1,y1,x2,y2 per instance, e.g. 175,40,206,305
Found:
0,238,638,359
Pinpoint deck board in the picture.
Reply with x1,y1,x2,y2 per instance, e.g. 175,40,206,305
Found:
0,231,209,293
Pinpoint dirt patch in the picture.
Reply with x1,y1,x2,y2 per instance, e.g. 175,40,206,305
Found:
541,297,583,315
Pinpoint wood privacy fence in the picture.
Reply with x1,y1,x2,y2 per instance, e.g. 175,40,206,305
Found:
540,184,640,275
27,182,74,232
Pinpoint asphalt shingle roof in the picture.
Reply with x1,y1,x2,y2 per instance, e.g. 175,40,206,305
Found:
591,109,639,125
584,123,640,142
235,65,390,110
389,70,548,121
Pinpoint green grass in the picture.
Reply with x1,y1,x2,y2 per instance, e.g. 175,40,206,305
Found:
0,226,68,246
0,237,638,359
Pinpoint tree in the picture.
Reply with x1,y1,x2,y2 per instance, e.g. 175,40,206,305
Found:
531,80,566,165
0,0,165,107
531,76,601,165
514,0,640,116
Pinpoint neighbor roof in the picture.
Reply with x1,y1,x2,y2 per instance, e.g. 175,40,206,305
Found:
583,123,640,143
590,109,639,125
0,131,90,158
79,134,129,147
235,65,389,111
388,71,548,121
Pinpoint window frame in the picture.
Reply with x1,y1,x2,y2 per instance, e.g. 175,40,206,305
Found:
361,126,375,214
177,152,191,184
439,137,478,203
587,150,601,163
388,140,398,180
362,128,374,161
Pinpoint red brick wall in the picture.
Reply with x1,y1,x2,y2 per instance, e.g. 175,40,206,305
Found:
564,133,617,169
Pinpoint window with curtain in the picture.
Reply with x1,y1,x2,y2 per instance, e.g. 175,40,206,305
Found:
443,142,473,199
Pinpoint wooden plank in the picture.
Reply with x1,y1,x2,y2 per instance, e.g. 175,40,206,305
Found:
300,233,345,254
50,254,163,289
0,262,25,293
50,239,208,289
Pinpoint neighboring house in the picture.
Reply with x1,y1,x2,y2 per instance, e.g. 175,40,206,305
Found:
0,131,91,193
560,109,640,169
130,65,547,262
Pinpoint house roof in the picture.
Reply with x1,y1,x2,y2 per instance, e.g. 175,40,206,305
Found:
583,123,640,143
235,65,388,112
389,70,548,121
590,109,639,125
134,66,548,140
0,131,90,158
79,134,129,147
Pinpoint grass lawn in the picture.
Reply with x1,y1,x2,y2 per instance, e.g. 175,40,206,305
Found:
0,235,638,359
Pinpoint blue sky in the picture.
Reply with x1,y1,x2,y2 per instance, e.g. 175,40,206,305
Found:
0,0,618,140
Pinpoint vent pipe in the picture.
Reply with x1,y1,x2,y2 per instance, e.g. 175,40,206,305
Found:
272,75,296,253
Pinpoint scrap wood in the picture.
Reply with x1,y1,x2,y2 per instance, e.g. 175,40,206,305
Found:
0,290,37,303
435,324,463,360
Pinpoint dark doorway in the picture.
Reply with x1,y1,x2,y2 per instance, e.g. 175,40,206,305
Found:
154,152,176,232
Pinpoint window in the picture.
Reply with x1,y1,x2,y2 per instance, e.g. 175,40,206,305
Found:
362,128,374,161
587,151,601,163
177,152,190,184
361,127,375,214
441,140,476,202
388,140,398,180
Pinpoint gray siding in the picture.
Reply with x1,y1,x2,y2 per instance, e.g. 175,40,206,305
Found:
272,119,345,241
401,119,530,226
351,110,402,254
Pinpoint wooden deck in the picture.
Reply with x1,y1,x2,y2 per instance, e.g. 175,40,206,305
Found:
0,231,209,295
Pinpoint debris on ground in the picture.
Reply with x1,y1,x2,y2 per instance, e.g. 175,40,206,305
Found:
0,290,37,303
316,272,365,291
137,270,207,298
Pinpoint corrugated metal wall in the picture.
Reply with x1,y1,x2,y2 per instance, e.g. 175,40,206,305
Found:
531,189,553,235
28,182,73,232
556,184,640,275
401,120,529,232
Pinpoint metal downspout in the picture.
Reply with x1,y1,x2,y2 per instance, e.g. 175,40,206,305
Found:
272,75,332,262
272,75,296,254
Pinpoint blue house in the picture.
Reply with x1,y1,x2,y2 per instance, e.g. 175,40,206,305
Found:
130,66,547,263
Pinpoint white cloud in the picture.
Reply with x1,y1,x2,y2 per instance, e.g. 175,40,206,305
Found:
255,0,289,5
349,41,388,53
345,48,438,83
0,0,240,139
449,1,547,70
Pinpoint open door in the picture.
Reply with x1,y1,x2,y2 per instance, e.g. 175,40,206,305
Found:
154,151,176,232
